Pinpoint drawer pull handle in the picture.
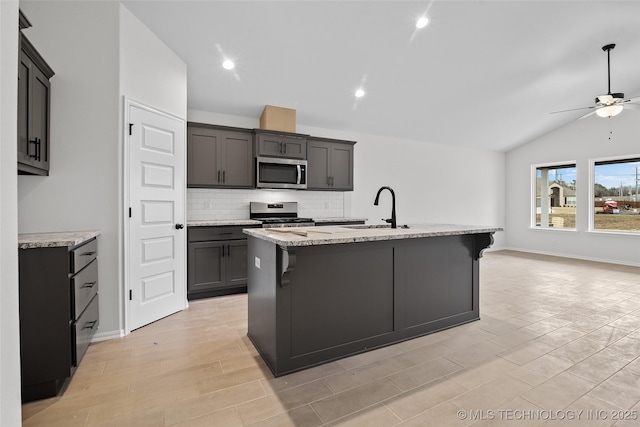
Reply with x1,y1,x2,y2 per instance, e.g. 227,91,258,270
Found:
83,320,98,330
81,251,96,257
82,282,97,289
219,232,233,235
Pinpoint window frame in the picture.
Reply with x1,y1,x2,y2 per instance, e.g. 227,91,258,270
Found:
530,160,577,231
589,154,640,235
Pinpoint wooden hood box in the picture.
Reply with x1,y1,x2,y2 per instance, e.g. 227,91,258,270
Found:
259,105,296,133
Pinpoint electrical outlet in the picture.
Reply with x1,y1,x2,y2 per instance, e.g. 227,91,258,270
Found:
255,257,261,269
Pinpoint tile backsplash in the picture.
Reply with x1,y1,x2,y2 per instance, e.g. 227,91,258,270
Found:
187,189,345,221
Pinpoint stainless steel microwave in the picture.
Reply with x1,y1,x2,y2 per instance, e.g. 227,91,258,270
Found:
256,156,307,189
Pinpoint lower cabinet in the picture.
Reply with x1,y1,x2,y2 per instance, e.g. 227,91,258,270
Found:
19,237,99,402
187,225,259,299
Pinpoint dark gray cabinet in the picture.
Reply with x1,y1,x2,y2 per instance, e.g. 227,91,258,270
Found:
307,137,355,191
187,225,259,299
187,123,253,188
19,237,99,402
18,11,54,176
255,129,308,159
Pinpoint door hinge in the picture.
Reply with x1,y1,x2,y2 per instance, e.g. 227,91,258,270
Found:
129,207,132,218
128,123,134,136
129,290,132,300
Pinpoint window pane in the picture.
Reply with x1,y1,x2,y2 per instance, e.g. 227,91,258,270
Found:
593,158,640,232
535,164,576,229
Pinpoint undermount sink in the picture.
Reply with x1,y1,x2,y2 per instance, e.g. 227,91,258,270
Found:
344,224,410,230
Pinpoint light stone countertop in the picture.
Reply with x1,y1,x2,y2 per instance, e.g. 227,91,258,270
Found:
312,217,368,223
244,224,503,247
18,230,100,249
188,220,262,227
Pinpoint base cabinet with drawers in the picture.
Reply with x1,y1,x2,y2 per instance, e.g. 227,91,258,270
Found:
188,225,259,300
19,236,99,402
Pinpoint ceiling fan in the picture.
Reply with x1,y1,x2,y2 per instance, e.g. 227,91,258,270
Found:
551,44,640,119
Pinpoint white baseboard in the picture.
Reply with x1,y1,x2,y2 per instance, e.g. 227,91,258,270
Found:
91,329,125,343
501,246,640,268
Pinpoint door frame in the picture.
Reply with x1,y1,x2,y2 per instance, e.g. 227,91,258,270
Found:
122,97,187,335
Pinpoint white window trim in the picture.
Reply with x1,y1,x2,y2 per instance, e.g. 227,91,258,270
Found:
589,154,640,234
530,160,577,231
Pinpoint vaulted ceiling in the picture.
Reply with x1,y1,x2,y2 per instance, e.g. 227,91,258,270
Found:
121,1,640,152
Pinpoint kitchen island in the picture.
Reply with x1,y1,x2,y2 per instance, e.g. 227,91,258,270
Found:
244,224,501,377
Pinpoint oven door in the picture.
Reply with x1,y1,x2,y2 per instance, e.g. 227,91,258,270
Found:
256,157,307,189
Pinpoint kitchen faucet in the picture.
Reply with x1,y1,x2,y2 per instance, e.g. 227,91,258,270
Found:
374,186,397,229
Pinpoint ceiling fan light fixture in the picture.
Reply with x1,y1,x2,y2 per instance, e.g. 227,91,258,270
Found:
596,104,623,118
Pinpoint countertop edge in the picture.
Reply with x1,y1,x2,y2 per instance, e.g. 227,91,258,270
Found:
244,225,503,247
18,230,100,249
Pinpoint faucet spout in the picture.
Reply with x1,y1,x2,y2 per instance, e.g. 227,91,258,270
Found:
373,186,397,229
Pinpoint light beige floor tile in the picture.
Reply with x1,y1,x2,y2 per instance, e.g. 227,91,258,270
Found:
170,406,243,427
521,372,595,410
271,379,334,412
451,376,532,411
445,341,507,368
449,356,520,390
384,377,468,420
164,380,265,425
247,405,323,427
612,400,640,426
236,394,288,425
560,394,623,427
588,370,640,410
325,403,402,426
498,340,556,366
398,401,474,427
324,353,415,393
568,348,631,383
468,397,544,426
336,344,405,370
311,378,402,423
389,357,463,391
261,360,345,394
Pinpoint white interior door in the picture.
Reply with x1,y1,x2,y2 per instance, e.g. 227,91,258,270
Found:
126,101,186,331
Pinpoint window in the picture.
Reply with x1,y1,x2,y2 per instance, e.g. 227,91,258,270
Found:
593,157,640,233
534,163,576,229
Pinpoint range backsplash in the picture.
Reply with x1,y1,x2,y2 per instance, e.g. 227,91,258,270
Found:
187,188,345,221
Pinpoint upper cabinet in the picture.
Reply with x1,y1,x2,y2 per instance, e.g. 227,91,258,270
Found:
187,123,253,188
18,10,55,176
307,137,356,191
254,129,307,159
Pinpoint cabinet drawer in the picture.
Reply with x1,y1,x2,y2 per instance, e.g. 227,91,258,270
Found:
71,259,98,320
70,238,97,274
72,294,99,367
188,226,257,242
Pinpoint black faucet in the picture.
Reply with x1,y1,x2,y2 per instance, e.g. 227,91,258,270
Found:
374,186,397,229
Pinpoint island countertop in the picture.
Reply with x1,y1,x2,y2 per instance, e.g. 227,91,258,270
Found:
244,223,502,247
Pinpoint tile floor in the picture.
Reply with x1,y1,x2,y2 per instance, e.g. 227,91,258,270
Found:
22,250,640,426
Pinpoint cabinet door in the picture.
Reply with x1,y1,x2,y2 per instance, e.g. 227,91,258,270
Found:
220,131,253,188
281,136,307,159
255,133,284,157
187,127,221,187
30,64,51,172
188,241,225,292
306,140,331,189
226,240,249,286
329,143,354,191
17,55,31,167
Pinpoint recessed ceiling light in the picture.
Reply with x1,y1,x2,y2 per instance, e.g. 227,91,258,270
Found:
222,59,235,70
355,89,365,98
416,16,429,29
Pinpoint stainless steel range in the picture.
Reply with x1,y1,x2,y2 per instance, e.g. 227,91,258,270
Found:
249,202,314,227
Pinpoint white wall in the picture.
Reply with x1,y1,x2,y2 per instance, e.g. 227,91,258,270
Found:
188,110,507,247
505,111,640,266
119,4,187,119
18,0,122,337
17,1,188,340
0,2,22,425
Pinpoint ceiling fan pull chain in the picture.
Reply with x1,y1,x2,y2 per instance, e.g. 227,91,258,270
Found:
608,117,613,141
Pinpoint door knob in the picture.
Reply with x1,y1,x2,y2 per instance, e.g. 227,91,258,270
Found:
175,224,184,229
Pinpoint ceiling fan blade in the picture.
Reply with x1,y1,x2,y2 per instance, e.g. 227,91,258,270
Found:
550,106,594,114
578,110,597,120
624,103,640,110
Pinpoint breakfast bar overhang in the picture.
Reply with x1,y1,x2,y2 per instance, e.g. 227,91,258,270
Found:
244,224,501,377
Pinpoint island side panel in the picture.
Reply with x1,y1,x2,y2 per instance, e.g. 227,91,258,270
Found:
275,241,395,375
395,235,478,335
246,236,278,372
